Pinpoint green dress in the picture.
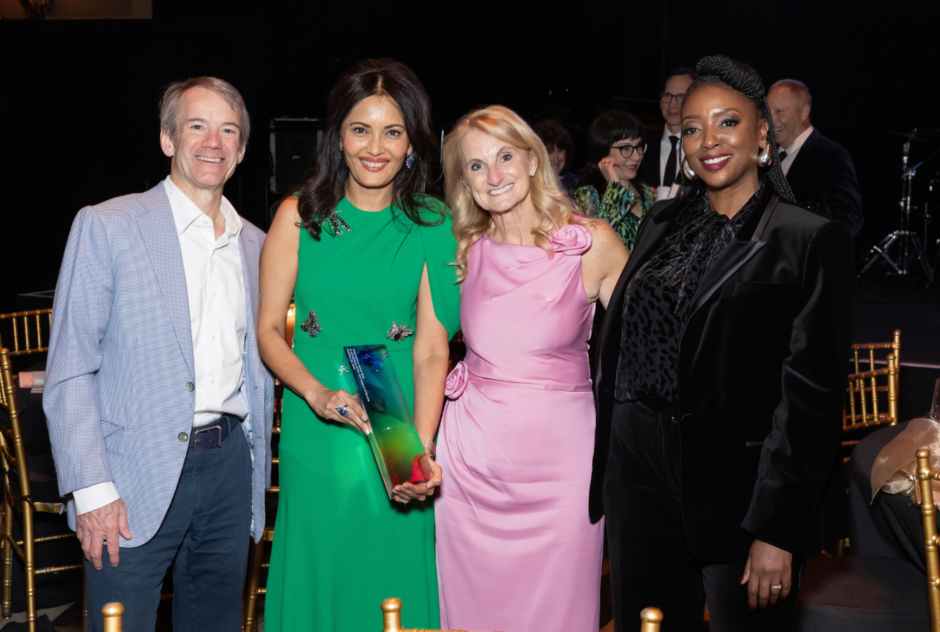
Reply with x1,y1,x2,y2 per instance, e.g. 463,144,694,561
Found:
264,196,460,632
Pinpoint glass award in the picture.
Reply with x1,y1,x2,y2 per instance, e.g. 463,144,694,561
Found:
343,344,432,499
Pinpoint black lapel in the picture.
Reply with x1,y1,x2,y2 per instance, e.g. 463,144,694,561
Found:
595,196,688,387
684,188,779,323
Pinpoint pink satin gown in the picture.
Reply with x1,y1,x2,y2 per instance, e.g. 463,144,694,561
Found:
436,222,604,632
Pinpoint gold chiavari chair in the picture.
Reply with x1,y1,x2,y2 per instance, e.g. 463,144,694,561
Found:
101,602,123,632
844,353,900,434
0,348,83,632
241,383,281,632
0,310,52,362
242,301,294,631
380,598,664,632
916,449,940,632
844,331,902,442
831,332,903,556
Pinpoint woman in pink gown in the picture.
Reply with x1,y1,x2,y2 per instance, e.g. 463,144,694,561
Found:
436,106,628,631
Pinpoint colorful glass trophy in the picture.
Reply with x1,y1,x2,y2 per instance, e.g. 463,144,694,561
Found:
343,345,432,499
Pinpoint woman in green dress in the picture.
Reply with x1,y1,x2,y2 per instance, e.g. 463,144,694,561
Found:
573,110,656,253
257,59,459,631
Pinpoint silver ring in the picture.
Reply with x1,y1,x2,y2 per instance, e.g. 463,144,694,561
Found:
770,585,782,591
335,405,350,419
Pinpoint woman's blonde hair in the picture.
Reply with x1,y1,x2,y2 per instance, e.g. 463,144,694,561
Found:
443,105,584,282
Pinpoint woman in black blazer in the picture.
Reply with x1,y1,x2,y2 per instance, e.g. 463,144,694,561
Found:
592,56,855,631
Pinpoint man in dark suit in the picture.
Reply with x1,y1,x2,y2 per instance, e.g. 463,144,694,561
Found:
639,67,697,200
769,79,863,236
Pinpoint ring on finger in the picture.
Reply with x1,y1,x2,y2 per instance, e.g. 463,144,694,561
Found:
770,585,782,591
335,405,350,419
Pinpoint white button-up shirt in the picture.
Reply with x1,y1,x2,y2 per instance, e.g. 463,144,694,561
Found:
72,177,249,515
780,125,814,176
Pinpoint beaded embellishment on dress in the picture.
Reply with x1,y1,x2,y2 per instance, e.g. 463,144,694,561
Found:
386,322,414,342
323,209,352,236
299,310,322,337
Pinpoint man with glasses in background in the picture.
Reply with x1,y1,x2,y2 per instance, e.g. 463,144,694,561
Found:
640,67,698,200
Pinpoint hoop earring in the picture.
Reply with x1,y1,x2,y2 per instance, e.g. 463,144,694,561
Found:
406,151,414,170
682,158,696,181
758,145,772,167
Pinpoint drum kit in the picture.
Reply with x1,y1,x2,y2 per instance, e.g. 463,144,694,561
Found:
859,128,940,285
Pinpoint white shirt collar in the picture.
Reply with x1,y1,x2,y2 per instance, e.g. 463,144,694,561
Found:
662,126,680,142
163,176,242,239
783,125,814,157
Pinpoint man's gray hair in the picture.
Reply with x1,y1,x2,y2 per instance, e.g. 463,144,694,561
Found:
770,79,812,109
159,77,250,149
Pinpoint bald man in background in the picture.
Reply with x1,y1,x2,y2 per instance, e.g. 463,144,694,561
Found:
768,79,863,236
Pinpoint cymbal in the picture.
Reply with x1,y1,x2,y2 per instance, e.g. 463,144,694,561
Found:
887,129,940,145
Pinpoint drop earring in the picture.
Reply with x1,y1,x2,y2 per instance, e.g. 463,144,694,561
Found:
406,151,414,170
758,145,772,167
682,158,696,180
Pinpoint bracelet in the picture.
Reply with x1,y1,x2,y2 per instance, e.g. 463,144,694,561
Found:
421,437,436,458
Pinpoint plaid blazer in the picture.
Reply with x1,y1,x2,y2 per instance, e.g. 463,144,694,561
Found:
44,183,275,546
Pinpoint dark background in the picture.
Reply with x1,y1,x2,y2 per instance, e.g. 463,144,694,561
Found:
2,0,939,314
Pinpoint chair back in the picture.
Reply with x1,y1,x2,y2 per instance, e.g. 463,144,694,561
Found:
102,602,123,632
0,310,52,358
845,331,901,430
852,330,901,372
844,353,899,432
0,348,32,510
916,449,940,632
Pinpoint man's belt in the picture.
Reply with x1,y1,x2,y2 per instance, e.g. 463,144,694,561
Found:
190,414,242,451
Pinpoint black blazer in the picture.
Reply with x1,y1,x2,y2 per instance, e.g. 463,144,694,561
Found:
590,185,855,561
786,129,863,237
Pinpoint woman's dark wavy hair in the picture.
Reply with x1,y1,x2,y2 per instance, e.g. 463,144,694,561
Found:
533,119,575,173
297,58,441,239
580,110,646,195
683,55,796,203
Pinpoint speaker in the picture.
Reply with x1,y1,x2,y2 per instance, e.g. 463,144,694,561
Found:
269,118,323,194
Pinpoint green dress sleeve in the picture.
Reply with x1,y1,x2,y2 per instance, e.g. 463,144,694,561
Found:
417,199,461,339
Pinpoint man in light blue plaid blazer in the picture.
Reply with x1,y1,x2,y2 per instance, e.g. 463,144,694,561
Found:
44,77,274,632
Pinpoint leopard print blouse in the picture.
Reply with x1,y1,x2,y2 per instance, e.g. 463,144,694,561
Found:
614,185,764,405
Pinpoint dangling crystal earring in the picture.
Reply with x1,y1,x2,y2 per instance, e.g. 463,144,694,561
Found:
758,145,772,167
405,151,414,170
682,158,696,180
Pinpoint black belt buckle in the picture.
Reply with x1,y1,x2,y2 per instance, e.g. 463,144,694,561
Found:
193,423,223,451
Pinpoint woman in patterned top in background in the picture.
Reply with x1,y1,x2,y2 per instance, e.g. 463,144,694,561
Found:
574,111,655,253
